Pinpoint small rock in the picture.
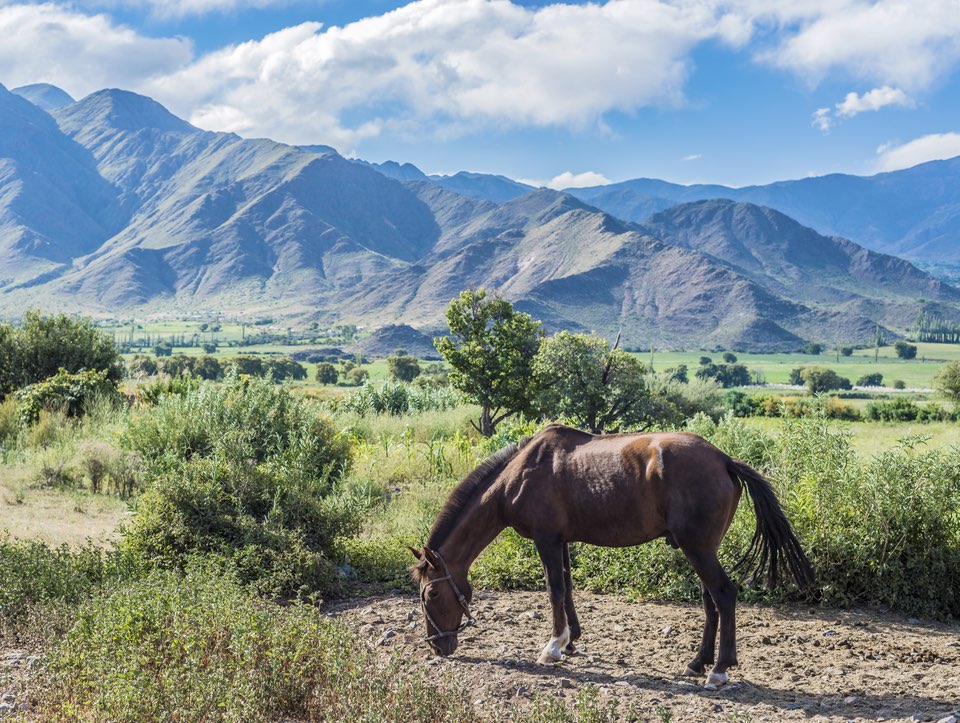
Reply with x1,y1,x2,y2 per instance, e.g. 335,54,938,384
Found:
713,704,724,713
522,610,543,620
936,717,957,723
661,625,674,636
761,635,773,645
910,715,923,722
613,624,626,633
785,703,803,710
907,617,920,625
406,610,416,621
789,673,801,682
843,696,859,705
515,686,529,697
822,629,839,637
377,629,397,645
876,709,893,720
559,678,574,689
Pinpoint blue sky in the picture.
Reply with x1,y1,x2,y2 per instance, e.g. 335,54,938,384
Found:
1,0,959,187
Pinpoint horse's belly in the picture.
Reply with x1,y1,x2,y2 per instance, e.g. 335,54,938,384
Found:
561,480,665,546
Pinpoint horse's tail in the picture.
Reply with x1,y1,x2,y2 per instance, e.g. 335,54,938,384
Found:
726,458,815,591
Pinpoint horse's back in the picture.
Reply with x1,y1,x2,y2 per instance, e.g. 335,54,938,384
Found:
502,426,740,547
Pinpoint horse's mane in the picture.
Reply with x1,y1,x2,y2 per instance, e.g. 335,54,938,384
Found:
424,442,522,552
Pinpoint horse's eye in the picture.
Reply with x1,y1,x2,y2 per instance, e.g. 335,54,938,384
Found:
428,588,440,599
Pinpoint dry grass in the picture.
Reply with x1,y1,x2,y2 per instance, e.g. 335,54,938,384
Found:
0,466,128,547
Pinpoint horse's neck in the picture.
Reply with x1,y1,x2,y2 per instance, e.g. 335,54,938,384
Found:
438,488,506,573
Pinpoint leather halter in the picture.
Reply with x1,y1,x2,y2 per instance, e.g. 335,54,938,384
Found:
419,549,475,643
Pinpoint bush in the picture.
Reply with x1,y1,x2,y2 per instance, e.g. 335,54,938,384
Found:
695,362,751,388
39,565,479,722
894,341,917,359
124,372,349,480
15,368,121,426
316,362,339,384
865,398,921,422
0,537,141,644
856,373,883,387
803,342,823,355
337,381,462,417
934,360,960,401
122,458,359,596
387,351,421,382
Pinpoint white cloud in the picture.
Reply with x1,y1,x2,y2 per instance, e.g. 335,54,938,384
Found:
681,153,701,161
836,86,913,118
811,107,832,132
754,0,960,91
143,0,753,145
0,3,192,98
71,0,298,19
545,171,612,190
875,132,960,171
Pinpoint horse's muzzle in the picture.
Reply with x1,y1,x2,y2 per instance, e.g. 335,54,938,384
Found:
430,636,458,657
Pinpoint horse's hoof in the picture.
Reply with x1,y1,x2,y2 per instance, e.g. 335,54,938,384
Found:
537,649,563,665
683,665,703,677
704,671,728,690
562,642,577,655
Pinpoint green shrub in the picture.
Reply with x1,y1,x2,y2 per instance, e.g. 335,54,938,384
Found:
15,368,120,426
0,536,141,644
122,456,359,597
124,372,350,481
39,565,479,722
337,381,462,417
865,397,921,422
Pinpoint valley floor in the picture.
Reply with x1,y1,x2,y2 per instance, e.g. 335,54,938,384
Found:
329,590,960,723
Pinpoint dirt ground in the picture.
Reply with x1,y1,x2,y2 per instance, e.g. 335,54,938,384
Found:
326,590,960,722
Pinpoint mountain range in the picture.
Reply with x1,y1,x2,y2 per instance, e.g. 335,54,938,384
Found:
2,81,959,351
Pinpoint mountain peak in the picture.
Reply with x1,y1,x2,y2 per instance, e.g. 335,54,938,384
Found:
11,83,75,112
57,88,195,135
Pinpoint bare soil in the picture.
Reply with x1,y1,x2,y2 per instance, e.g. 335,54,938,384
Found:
327,590,960,722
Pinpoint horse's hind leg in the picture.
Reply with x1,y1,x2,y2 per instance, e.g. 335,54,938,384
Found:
534,538,570,664
562,542,580,654
682,546,738,689
684,580,719,676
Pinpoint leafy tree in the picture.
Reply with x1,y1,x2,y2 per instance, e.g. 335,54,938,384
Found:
154,344,173,357
893,379,906,390
533,331,649,433
666,364,688,384
934,361,960,402
316,362,339,385
840,346,854,357
435,289,543,436
15,368,120,425
347,367,369,386
267,359,307,382
202,342,217,354
0,324,17,397
127,355,158,378
698,356,713,366
789,367,804,385
722,352,738,364
803,342,823,355
894,341,918,359
225,356,265,377
695,362,751,388
387,351,421,382
799,366,852,394
10,311,122,388
856,373,884,387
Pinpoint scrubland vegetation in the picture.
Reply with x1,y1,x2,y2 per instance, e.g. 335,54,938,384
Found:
2,305,960,720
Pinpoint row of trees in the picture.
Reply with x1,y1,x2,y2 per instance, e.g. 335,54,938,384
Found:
129,354,307,382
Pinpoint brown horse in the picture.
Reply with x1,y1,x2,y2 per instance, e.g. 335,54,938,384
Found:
409,424,814,689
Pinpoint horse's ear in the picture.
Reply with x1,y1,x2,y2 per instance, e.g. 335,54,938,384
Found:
407,546,422,561
422,547,439,568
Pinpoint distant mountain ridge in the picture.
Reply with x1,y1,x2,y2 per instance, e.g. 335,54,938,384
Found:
2,81,959,351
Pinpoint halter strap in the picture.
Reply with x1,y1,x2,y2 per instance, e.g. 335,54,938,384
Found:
419,548,475,642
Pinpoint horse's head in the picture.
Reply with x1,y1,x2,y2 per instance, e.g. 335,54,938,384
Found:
409,546,474,657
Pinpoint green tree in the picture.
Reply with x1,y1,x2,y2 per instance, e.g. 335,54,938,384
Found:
934,361,960,401
722,352,738,364
800,366,852,394
0,324,17,397
696,362,751,388
840,346,854,357
347,367,369,386
894,341,918,359
533,331,650,433
434,289,543,436
803,342,823,355
316,362,339,385
387,351,421,382
856,372,884,387
11,311,122,388
154,343,173,357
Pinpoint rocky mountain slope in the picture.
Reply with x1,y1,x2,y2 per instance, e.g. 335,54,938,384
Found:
1,83,957,350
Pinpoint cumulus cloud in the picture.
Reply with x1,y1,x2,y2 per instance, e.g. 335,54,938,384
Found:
755,0,960,91
0,3,191,98
1,0,960,149
875,132,960,171
539,171,612,190
836,86,914,118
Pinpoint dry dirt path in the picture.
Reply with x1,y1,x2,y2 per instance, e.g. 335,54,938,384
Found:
326,590,960,722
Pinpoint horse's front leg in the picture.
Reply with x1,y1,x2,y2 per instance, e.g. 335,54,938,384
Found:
534,538,570,664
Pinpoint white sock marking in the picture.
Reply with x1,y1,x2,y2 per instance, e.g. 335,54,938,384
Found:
537,625,570,664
